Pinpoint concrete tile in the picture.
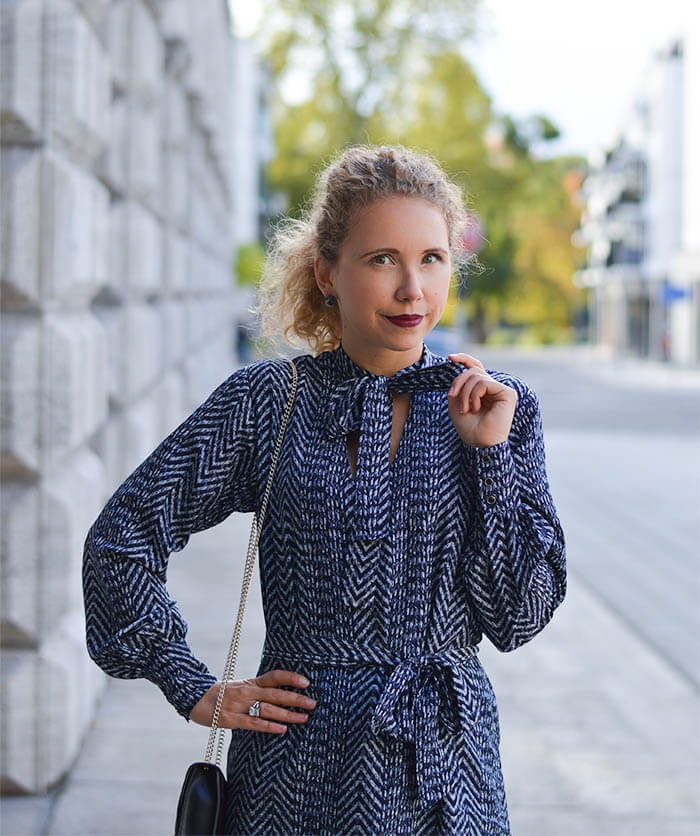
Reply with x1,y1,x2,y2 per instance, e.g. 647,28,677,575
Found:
70,725,205,785
509,806,700,836
93,679,184,733
49,779,181,836
0,794,52,836
553,745,696,815
508,806,606,836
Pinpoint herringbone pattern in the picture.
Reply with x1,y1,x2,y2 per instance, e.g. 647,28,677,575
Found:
83,342,566,834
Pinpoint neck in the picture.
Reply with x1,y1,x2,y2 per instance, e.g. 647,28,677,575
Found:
340,340,424,378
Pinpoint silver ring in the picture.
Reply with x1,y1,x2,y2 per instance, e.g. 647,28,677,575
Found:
248,700,261,717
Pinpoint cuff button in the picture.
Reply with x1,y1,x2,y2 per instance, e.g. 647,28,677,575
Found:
486,495,497,505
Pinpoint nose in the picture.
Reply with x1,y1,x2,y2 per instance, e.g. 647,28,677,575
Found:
396,265,423,302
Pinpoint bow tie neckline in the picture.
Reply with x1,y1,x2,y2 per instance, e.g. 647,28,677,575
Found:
324,341,467,540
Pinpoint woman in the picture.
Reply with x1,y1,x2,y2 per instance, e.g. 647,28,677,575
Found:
83,145,566,834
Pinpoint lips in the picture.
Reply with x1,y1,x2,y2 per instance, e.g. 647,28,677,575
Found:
385,315,424,327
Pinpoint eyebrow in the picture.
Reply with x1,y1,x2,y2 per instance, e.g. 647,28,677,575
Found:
358,247,449,258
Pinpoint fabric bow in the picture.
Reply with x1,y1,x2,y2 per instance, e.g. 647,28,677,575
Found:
325,358,465,540
369,646,481,811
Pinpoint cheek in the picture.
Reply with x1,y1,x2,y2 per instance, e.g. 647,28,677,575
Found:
340,280,384,317
428,276,451,306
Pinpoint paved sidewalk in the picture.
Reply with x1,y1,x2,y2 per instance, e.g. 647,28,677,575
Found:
3,510,698,836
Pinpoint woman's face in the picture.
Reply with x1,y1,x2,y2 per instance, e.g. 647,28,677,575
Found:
315,195,452,373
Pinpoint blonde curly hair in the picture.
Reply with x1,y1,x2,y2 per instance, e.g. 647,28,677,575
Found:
255,144,471,355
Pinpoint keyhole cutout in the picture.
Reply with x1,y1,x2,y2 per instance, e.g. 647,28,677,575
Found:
346,393,411,479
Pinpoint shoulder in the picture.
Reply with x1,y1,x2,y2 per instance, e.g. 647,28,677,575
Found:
236,352,330,427
244,351,319,395
201,352,325,413
485,368,537,406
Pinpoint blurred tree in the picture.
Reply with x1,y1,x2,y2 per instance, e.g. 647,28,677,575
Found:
261,0,480,213
235,242,266,287
504,157,586,339
260,0,479,123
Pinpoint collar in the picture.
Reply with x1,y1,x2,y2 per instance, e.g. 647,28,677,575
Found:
323,340,465,541
327,340,441,385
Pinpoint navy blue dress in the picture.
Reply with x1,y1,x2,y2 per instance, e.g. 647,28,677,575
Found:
83,341,566,835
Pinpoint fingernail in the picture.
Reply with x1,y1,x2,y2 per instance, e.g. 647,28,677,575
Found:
299,676,310,687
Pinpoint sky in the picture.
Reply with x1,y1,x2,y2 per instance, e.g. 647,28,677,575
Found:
229,0,695,159
468,0,693,158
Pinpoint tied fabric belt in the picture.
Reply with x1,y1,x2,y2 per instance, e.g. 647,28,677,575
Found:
324,360,466,541
262,634,481,811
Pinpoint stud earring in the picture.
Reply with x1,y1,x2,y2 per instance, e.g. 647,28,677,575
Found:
324,294,337,307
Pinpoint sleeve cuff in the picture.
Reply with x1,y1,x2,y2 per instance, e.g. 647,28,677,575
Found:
144,638,218,720
472,439,519,514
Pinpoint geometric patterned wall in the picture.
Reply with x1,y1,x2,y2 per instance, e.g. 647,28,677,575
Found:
1,0,241,792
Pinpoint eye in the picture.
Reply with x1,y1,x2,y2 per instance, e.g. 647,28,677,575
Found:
370,253,393,265
423,252,443,264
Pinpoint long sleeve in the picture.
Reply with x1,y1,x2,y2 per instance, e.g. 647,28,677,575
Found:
462,375,567,652
82,365,258,719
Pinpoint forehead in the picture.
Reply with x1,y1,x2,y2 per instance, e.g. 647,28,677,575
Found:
343,196,448,248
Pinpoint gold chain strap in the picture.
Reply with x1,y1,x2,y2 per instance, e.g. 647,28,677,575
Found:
204,358,298,766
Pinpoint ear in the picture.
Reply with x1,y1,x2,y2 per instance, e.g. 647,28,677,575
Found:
314,255,334,297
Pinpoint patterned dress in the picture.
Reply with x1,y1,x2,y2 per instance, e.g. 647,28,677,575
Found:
83,341,566,835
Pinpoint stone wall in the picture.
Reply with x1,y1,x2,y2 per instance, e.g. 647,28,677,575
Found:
1,0,241,792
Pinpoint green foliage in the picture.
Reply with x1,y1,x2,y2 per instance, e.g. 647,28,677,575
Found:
234,242,266,287
255,0,585,342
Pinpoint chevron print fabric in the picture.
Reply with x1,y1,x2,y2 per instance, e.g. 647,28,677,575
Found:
83,341,566,834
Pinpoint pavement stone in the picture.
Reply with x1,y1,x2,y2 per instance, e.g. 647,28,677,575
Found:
1,795,53,836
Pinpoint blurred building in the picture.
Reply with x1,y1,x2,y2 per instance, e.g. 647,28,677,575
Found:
1,0,264,793
575,34,700,366
669,23,700,367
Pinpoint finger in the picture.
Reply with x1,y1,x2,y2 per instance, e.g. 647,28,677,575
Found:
218,699,301,732
469,380,489,413
447,353,484,369
240,684,318,711
460,377,489,413
447,352,483,367
239,715,288,734
254,669,311,690
215,700,290,733
254,701,311,725
220,694,311,725
447,366,488,398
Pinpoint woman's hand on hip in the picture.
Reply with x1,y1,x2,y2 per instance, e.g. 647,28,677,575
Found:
446,353,517,448
189,669,317,733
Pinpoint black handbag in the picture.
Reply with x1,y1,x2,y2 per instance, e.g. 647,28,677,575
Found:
175,762,227,836
174,359,298,836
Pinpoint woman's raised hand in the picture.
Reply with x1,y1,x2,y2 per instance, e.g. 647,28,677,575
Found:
189,669,317,733
446,353,517,448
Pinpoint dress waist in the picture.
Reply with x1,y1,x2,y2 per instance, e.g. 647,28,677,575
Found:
261,633,482,812
262,632,479,667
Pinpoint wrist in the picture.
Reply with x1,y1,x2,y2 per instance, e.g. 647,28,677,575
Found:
469,436,509,449
471,441,518,514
